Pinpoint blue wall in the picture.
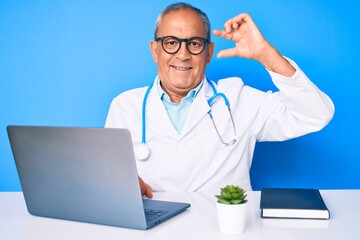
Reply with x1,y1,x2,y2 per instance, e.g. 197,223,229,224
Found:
1,0,359,191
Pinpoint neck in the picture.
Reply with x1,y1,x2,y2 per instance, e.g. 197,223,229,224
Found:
167,92,186,104
159,82,188,104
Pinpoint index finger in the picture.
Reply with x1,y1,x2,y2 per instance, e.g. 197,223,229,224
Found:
213,29,233,40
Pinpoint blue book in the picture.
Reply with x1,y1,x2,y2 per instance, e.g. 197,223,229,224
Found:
260,188,330,220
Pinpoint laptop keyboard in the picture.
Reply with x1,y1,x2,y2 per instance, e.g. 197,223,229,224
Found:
145,209,168,222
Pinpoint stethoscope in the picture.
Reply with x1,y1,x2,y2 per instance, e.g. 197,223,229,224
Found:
134,78,237,161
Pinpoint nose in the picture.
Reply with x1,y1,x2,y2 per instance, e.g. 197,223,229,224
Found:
176,42,191,60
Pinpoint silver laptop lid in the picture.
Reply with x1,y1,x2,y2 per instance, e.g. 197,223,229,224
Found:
7,126,147,229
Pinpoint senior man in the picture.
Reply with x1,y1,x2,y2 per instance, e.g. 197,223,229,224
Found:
105,2,334,198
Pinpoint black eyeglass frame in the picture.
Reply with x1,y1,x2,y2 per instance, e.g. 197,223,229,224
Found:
155,36,210,55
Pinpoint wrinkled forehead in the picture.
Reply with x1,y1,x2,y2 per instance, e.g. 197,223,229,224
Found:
157,9,207,38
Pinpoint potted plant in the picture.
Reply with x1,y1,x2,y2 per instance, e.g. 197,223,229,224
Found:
215,185,248,234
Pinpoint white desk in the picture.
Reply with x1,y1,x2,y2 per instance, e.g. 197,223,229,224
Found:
0,190,358,240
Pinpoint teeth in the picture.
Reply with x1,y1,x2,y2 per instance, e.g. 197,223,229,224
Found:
173,66,191,71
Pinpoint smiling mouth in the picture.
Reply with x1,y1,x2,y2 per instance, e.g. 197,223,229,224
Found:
171,65,193,71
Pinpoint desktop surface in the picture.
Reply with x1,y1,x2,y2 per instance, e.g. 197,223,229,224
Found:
0,190,358,240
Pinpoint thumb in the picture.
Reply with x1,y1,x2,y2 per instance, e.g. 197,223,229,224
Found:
144,184,153,199
217,48,238,58
139,176,153,198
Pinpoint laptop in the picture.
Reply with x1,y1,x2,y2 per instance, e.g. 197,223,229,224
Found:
7,125,190,230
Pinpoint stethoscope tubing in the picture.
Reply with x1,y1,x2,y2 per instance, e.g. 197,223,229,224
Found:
141,81,154,144
138,77,236,161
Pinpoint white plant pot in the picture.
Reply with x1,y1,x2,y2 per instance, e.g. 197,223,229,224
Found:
216,201,247,234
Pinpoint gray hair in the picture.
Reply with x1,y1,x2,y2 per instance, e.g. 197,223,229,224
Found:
154,2,211,41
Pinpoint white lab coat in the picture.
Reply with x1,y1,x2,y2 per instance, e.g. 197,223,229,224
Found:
105,60,334,194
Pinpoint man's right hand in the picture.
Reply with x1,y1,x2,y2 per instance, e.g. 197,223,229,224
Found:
138,176,153,198
213,13,295,77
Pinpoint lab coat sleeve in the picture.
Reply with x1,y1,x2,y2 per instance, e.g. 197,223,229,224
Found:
256,59,334,141
104,98,122,128
104,88,145,129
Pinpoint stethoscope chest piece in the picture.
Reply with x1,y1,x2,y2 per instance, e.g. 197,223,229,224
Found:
134,143,151,161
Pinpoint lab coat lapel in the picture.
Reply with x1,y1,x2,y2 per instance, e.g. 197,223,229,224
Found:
146,82,180,140
180,79,212,137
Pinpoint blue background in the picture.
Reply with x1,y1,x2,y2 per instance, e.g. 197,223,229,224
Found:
1,0,359,191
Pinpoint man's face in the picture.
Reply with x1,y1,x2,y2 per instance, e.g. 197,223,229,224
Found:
150,9,214,103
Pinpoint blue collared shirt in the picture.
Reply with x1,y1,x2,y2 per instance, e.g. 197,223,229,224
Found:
157,79,204,133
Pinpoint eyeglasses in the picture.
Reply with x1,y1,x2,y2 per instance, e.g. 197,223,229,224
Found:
155,36,209,55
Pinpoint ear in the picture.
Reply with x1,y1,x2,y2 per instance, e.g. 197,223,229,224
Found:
206,42,215,64
150,40,158,63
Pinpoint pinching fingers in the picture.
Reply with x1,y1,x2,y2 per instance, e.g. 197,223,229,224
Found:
213,29,233,40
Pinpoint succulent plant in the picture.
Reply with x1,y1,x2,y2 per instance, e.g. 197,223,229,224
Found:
216,185,247,204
